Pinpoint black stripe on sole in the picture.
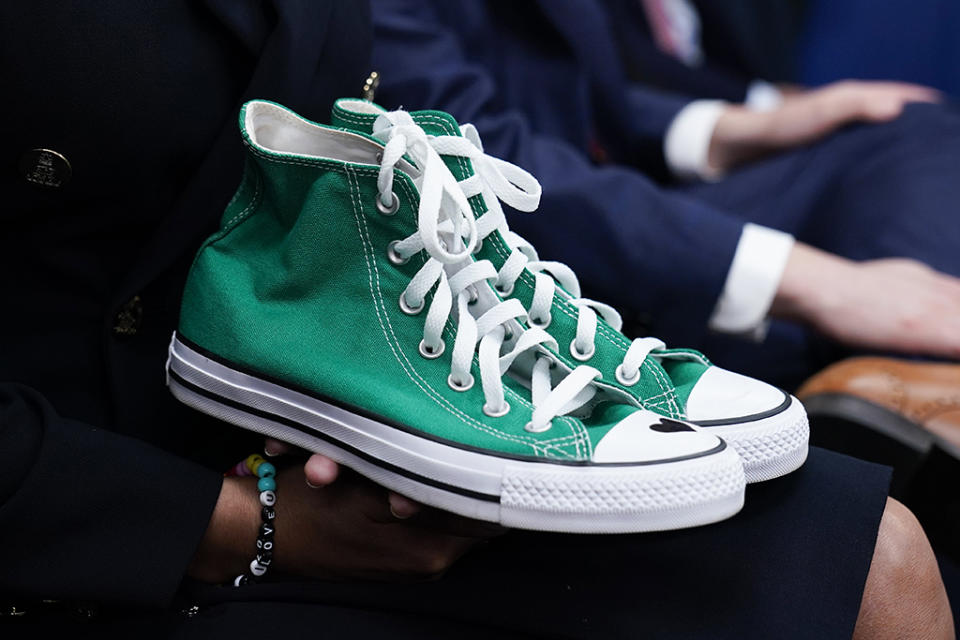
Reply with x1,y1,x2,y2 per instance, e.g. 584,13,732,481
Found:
169,368,501,503
692,391,793,427
173,333,726,466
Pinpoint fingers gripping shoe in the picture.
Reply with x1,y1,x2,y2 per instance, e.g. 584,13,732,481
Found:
167,100,745,533
332,99,807,483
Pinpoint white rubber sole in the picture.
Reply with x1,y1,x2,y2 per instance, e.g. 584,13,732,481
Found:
701,398,809,484
168,334,746,533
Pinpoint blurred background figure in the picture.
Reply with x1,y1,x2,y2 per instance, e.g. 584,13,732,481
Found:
369,0,960,586
611,0,960,102
370,0,960,392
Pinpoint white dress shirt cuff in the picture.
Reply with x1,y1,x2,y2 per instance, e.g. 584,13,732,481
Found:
708,223,795,341
663,99,728,182
745,80,784,112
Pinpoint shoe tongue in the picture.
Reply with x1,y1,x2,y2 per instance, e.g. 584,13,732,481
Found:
331,99,475,181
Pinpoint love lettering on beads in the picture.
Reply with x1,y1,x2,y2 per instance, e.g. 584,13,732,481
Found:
233,453,281,587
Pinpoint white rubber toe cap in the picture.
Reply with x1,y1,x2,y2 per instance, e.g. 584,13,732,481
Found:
592,409,726,463
684,366,789,423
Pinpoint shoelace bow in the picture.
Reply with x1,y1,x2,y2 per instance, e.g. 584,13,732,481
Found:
429,124,672,386
373,111,599,432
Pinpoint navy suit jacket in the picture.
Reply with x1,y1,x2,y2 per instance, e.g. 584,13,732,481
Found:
605,0,804,101
1,0,370,609
370,0,747,345
605,0,754,102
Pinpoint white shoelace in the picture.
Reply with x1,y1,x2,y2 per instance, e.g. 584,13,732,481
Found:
429,124,672,387
373,111,600,432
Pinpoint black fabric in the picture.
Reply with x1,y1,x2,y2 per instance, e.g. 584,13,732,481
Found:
0,386,222,606
0,0,371,607
2,448,891,638
176,447,889,639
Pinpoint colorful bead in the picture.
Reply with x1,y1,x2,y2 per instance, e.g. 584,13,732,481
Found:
233,453,280,588
245,454,265,474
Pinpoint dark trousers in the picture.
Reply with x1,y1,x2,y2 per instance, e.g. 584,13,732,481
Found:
11,447,888,639
674,102,960,389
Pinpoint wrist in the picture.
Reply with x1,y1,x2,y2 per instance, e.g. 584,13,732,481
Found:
708,106,772,172
770,243,853,323
188,476,259,583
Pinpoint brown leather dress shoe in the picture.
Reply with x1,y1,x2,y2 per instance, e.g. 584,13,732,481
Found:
797,357,960,449
799,358,960,561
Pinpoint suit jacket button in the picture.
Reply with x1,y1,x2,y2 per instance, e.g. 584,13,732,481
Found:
19,148,72,189
113,295,143,336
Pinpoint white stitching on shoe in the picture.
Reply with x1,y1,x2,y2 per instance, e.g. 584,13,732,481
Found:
344,163,585,457
243,144,589,456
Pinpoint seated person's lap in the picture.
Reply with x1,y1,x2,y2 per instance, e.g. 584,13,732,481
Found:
167,447,889,639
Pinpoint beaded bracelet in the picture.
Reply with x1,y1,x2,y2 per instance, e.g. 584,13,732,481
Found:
229,454,277,587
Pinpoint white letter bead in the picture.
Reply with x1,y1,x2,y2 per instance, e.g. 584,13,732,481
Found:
250,560,268,577
259,490,276,507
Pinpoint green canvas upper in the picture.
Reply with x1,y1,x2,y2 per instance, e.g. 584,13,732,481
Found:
331,100,714,420
177,100,652,462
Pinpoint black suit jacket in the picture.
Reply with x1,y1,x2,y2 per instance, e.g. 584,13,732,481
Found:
0,0,371,608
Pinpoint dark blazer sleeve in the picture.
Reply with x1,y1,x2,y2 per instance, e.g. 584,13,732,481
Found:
371,0,746,343
622,47,753,104
0,384,223,607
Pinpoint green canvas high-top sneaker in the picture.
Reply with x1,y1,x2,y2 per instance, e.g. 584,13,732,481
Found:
167,100,746,533
331,99,807,483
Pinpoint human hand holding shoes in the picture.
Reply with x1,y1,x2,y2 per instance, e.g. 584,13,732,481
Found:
187,439,504,585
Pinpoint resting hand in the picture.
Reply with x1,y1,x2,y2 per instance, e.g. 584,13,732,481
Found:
771,243,960,359
708,80,941,172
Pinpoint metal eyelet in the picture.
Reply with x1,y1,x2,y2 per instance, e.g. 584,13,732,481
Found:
418,339,445,359
387,240,409,266
399,294,424,315
494,281,514,297
524,421,552,433
615,364,641,387
482,401,510,418
375,152,383,163
447,373,475,392
569,339,595,361
466,285,479,305
376,191,399,215
503,327,514,342
528,313,551,329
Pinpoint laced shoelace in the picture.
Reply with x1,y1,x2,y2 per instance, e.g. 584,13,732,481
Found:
429,124,672,387
373,111,600,432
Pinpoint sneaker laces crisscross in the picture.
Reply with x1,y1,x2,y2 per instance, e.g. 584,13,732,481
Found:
373,112,600,432
429,124,686,388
